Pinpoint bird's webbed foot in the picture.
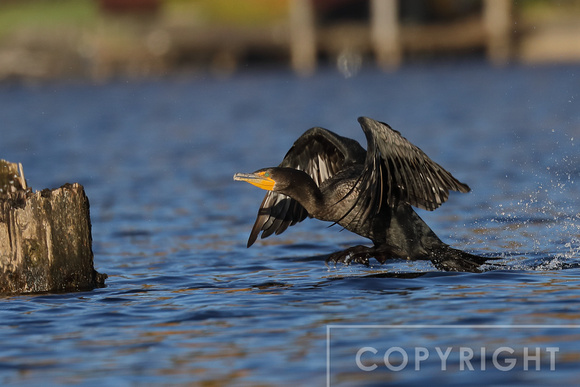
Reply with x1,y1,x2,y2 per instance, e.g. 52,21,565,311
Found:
326,245,375,266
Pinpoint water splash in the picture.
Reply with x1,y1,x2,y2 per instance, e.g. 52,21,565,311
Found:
481,151,580,270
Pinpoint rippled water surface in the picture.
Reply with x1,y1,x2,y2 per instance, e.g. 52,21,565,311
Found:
1,64,579,386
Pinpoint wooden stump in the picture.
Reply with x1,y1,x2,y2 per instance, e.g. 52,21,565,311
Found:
0,160,106,294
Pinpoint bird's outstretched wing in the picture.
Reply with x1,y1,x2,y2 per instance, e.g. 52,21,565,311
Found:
353,116,470,224
247,127,366,247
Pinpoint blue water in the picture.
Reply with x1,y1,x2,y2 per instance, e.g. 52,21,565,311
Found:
0,63,579,386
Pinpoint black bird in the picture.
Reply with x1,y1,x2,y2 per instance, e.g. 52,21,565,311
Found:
234,116,496,272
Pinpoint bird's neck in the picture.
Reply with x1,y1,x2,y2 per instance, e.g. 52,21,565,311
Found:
279,169,325,216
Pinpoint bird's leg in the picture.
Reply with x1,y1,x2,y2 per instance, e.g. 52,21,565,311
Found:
326,245,376,266
368,243,399,264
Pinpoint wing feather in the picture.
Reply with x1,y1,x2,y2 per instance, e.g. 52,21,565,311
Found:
247,126,365,246
247,117,470,246
355,116,470,220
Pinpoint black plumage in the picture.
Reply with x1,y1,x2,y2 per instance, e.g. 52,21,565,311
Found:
234,117,497,272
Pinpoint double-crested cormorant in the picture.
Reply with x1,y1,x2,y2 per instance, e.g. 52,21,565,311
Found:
234,116,496,272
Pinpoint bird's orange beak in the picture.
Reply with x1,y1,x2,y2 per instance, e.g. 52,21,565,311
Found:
233,171,275,191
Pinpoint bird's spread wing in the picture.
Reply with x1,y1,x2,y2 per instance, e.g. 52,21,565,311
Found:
247,127,366,247
354,116,470,222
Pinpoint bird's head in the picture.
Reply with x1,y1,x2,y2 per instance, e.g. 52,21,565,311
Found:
234,168,280,191
234,167,308,193
235,167,322,215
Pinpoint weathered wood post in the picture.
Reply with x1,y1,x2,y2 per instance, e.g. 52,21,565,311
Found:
0,160,106,294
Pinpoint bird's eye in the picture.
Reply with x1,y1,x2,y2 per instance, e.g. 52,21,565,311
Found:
264,172,270,177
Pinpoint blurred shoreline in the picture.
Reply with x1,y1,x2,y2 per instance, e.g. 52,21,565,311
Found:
0,0,580,83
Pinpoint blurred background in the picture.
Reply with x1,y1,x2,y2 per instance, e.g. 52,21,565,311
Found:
1,0,580,81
